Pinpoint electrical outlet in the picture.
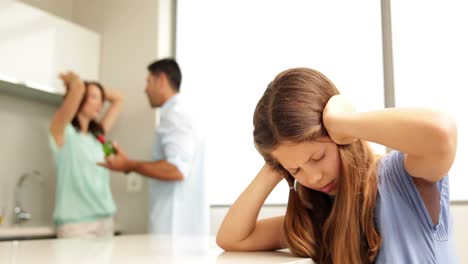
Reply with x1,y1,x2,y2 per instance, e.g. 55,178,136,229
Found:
126,174,142,193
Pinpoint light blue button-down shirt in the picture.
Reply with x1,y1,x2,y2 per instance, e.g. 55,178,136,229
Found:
375,151,459,263
149,94,209,236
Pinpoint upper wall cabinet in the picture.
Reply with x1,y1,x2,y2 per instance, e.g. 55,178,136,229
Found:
0,1,100,97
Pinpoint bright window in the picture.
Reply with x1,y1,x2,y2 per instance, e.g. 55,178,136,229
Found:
176,0,385,204
391,0,468,201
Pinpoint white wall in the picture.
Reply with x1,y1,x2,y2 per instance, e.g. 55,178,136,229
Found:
19,0,73,21
452,203,468,263
72,0,160,234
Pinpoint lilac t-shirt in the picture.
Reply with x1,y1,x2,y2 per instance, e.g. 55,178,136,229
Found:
375,151,459,263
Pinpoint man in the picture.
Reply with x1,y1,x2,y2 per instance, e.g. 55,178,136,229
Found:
100,58,208,236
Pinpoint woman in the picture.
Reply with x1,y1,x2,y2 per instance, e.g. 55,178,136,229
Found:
216,68,458,263
49,72,123,238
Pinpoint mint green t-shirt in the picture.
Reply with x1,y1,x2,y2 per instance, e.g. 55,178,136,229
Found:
49,124,116,226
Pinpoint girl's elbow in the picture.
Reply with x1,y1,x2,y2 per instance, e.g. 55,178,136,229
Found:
216,229,243,251
216,234,234,251
434,113,458,155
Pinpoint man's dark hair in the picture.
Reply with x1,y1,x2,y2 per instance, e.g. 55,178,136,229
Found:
147,58,182,92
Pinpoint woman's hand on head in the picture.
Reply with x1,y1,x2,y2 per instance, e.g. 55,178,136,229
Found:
323,95,358,145
59,71,83,91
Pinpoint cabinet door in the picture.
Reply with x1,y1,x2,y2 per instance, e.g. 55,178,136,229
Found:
0,1,99,94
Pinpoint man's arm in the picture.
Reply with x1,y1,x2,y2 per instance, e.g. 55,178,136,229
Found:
126,159,184,181
98,142,185,181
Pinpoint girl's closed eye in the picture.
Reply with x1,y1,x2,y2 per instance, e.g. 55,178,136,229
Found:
312,151,325,161
313,154,324,161
292,168,300,175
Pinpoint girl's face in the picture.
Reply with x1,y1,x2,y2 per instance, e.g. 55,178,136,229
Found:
272,137,341,195
80,84,103,120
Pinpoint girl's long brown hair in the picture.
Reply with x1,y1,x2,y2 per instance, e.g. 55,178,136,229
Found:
253,68,381,264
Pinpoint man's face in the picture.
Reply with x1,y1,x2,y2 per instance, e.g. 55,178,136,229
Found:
145,72,164,107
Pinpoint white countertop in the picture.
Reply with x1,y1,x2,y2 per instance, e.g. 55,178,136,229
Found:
0,234,314,264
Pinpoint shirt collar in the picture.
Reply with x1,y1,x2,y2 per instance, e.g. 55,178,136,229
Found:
160,94,179,115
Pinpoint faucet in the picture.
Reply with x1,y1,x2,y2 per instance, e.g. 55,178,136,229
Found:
14,170,43,225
